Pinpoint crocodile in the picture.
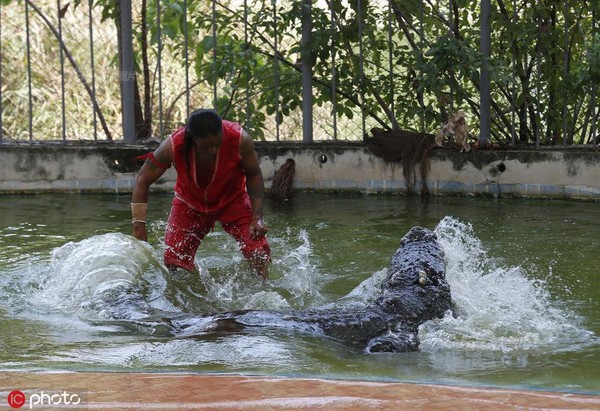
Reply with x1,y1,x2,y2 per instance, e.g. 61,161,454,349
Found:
166,226,453,353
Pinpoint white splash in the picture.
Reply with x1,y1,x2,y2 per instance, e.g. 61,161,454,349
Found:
419,216,595,353
194,228,325,312
30,233,172,319
272,229,324,308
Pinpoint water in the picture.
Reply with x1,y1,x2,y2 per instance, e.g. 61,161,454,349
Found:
0,193,598,394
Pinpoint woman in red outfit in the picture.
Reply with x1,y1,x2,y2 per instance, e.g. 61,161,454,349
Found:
131,109,270,279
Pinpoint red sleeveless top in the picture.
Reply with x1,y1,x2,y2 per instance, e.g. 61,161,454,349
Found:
170,120,246,214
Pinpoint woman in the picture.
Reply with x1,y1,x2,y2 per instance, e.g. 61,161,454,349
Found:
131,109,270,279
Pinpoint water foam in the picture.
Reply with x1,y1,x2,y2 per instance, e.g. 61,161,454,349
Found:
4,218,594,356
271,229,325,308
17,228,326,324
420,216,596,353
30,233,173,320
193,228,324,312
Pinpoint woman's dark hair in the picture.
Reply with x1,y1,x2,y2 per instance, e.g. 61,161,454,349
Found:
183,109,222,177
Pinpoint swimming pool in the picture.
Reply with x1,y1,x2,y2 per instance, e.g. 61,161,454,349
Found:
0,193,598,394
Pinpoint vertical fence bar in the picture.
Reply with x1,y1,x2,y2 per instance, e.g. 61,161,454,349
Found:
212,0,218,111
301,0,313,143
510,0,516,145
244,0,250,129
448,0,454,36
183,0,190,117
592,11,597,146
273,0,280,142
358,0,366,139
592,92,598,146
448,0,453,33
561,0,569,145
120,0,136,143
330,3,338,140
156,0,164,137
535,25,541,147
479,0,491,146
0,1,3,143
419,0,425,132
88,0,97,140
448,0,454,113
25,1,33,142
156,0,164,136
58,0,67,142
387,0,395,130
184,4,191,117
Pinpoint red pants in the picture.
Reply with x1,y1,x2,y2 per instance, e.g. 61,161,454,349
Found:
164,196,271,271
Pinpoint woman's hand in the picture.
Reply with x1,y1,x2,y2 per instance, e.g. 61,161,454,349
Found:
132,222,148,242
249,215,268,240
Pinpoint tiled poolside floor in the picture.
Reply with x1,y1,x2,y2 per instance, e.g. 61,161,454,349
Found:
1,372,599,410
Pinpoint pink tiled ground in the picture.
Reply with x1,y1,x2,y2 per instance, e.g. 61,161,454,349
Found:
1,372,599,410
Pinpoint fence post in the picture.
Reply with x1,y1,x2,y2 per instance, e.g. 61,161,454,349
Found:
593,11,598,146
0,1,3,143
25,1,33,142
120,0,136,144
419,0,425,132
479,0,491,146
183,0,190,117
358,0,365,139
244,0,250,130
212,0,218,112
331,4,338,140
510,0,516,145
156,0,164,138
88,0,98,140
561,0,569,145
58,0,67,143
387,0,395,130
272,0,280,141
301,0,313,143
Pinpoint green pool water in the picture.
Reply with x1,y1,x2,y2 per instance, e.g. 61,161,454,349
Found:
0,193,598,394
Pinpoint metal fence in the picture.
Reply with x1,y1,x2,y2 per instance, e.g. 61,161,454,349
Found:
0,1,598,145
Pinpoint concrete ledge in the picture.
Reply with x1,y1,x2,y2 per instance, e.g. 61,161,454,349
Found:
0,142,598,201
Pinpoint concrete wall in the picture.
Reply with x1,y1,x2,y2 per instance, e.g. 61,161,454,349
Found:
0,142,598,200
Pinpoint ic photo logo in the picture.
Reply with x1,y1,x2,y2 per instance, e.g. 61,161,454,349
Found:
7,391,25,408
6,389,81,409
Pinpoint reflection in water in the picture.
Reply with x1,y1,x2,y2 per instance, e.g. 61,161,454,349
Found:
0,194,599,393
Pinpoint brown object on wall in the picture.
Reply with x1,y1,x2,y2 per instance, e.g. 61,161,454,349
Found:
270,158,296,201
364,129,437,197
